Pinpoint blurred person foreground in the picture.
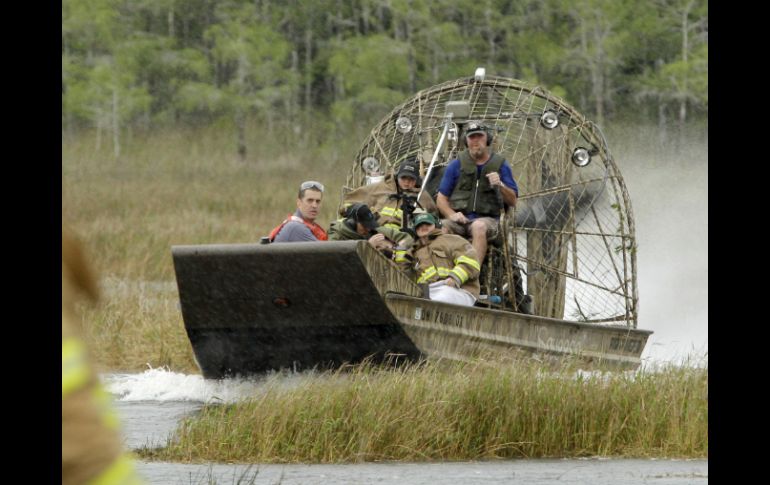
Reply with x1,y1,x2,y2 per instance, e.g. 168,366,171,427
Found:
62,226,144,484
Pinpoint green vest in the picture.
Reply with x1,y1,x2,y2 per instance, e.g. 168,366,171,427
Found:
449,151,506,216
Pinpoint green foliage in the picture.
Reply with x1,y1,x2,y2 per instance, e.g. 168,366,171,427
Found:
329,35,411,123
62,0,708,153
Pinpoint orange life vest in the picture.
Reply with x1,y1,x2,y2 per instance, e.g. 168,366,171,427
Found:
269,214,328,242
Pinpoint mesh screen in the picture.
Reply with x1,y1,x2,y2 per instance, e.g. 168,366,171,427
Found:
344,75,637,327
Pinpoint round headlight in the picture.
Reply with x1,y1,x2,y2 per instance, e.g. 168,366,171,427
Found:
395,116,413,134
540,110,559,129
362,156,380,174
571,147,591,167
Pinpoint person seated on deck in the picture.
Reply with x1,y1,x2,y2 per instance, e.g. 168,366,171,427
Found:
341,157,438,232
435,120,519,264
408,212,481,307
328,203,413,262
268,180,328,242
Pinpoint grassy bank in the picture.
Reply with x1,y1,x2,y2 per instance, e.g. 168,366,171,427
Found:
139,359,707,462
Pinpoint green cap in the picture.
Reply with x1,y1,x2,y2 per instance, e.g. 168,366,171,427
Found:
412,212,437,228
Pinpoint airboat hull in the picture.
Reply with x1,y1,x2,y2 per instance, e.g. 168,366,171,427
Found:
172,240,650,379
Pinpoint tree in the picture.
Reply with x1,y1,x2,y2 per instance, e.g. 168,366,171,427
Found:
328,34,411,126
63,0,151,157
201,2,295,159
563,0,634,124
634,0,707,135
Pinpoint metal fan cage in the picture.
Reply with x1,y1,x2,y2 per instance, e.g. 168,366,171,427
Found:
343,74,638,327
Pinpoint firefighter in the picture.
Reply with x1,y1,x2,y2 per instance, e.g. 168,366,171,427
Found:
62,226,144,484
409,212,481,307
328,203,412,263
341,158,438,232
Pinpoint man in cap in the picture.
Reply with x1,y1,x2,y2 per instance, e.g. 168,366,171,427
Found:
341,157,438,233
269,180,328,242
408,212,481,307
328,203,413,261
436,120,519,264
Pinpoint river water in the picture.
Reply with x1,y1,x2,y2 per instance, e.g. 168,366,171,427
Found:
106,369,707,484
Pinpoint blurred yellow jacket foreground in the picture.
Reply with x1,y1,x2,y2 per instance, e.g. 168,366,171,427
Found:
62,227,143,484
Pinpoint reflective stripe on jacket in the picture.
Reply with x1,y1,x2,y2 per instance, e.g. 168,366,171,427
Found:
411,229,481,298
62,245,144,485
328,218,414,248
342,174,438,229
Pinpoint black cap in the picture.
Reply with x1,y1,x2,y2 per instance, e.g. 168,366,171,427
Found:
465,120,487,137
347,203,378,231
396,159,420,181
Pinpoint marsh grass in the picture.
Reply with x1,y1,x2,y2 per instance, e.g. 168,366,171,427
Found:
78,278,198,373
140,359,707,462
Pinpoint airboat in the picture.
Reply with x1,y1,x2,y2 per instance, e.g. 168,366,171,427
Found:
172,68,651,379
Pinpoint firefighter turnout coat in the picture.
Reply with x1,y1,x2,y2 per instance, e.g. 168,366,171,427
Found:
410,228,481,298
62,228,143,485
341,174,438,230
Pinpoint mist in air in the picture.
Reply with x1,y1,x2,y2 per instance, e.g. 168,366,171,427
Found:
609,126,708,364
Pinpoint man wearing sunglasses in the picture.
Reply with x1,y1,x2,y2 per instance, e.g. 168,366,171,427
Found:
269,180,328,242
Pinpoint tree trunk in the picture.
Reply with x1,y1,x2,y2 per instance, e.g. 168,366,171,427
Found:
168,6,174,38
236,111,247,161
112,85,120,159
304,28,313,113
590,24,606,126
485,1,495,67
658,98,667,145
95,116,102,153
291,48,299,124
678,0,693,131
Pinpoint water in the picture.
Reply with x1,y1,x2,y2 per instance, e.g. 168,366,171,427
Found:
619,142,708,365
106,370,707,484
136,459,708,484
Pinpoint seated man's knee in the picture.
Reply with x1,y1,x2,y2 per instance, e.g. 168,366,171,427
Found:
470,220,488,239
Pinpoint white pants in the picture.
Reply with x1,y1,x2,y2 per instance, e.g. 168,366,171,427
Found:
428,282,477,307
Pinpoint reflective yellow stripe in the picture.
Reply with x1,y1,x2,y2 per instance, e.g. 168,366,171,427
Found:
394,250,408,263
384,223,402,230
452,266,469,284
87,454,143,485
92,385,121,430
456,255,481,271
62,338,91,397
436,267,451,278
380,206,403,222
417,265,437,283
